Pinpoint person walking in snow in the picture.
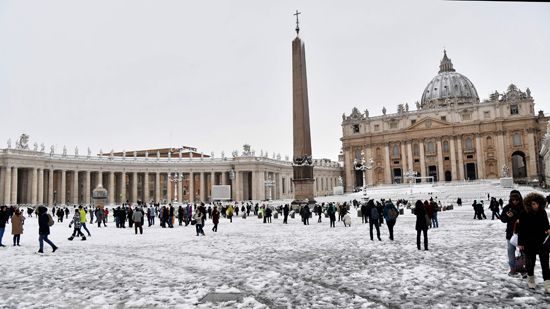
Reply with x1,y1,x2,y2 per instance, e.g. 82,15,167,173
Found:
366,200,381,241
327,203,337,228
95,207,104,228
11,208,25,246
68,208,86,241
415,200,429,250
0,205,8,247
193,211,204,236
490,197,501,220
361,202,368,224
383,200,399,241
430,198,439,228
301,205,310,225
343,213,352,227
79,206,91,237
518,192,550,293
226,205,234,223
132,207,143,234
212,207,219,232
37,206,58,253
283,204,289,224
501,190,525,277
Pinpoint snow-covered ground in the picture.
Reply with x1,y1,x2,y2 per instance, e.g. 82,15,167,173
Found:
1,183,550,308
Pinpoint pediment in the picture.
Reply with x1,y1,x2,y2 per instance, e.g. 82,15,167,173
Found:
405,117,452,131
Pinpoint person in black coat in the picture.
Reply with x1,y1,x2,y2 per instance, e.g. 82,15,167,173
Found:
0,206,7,247
376,202,384,226
283,204,289,224
518,193,550,292
366,200,381,241
301,205,310,225
501,190,524,276
37,206,57,253
415,200,428,250
316,205,323,223
361,203,368,224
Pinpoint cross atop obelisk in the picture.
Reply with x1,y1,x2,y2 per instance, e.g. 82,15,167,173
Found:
294,10,301,35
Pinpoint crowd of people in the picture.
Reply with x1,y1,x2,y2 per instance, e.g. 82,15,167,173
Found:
0,189,549,294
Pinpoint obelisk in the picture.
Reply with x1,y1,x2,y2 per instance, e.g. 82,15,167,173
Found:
291,11,316,208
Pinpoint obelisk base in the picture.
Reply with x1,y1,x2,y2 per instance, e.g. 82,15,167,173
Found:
291,166,316,209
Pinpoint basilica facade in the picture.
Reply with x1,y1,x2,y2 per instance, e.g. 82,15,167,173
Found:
341,51,546,192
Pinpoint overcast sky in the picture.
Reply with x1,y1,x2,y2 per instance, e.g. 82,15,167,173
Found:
1,1,549,161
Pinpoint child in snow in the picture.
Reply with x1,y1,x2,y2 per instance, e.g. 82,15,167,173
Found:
343,213,352,227
68,209,86,241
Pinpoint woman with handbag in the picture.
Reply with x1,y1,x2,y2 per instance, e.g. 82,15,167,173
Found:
518,192,550,293
193,211,204,236
415,200,429,250
501,190,524,277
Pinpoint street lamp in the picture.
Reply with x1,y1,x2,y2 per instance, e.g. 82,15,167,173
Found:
404,168,418,194
354,150,374,202
168,168,183,204
264,174,276,201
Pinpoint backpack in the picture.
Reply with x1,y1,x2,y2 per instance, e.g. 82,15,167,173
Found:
371,207,379,220
327,206,334,214
388,207,398,220
47,214,55,227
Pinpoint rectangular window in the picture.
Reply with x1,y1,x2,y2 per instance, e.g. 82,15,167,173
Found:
163,186,167,196
510,105,519,115
149,175,154,182
282,178,285,194
467,155,473,159
484,111,490,119
394,161,399,165
441,116,446,122
444,143,449,152
150,189,154,197
462,114,471,120
445,157,449,161
137,176,141,183
353,124,360,133
411,120,416,125
182,174,187,180
374,124,380,131
390,123,397,129
414,146,419,155
414,159,419,163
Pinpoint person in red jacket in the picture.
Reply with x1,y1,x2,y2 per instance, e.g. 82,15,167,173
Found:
212,207,219,232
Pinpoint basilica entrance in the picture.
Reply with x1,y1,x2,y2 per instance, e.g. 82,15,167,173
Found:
392,168,402,184
511,151,527,178
428,166,438,182
355,170,363,188
445,171,452,182
466,163,476,180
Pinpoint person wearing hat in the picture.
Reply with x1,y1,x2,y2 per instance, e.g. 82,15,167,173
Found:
11,208,25,246
518,192,550,292
501,190,524,277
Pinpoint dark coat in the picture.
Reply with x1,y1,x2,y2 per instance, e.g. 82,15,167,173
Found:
415,204,428,231
501,202,523,240
361,204,367,216
38,206,50,235
0,209,7,228
518,193,550,250
365,201,377,220
212,210,219,224
283,205,289,215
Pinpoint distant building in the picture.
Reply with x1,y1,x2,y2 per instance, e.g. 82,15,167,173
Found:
341,51,545,191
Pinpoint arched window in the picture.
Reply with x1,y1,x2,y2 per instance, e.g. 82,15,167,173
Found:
514,134,521,146
376,147,381,157
428,142,434,152
355,149,361,159
443,142,449,152
487,136,493,147
414,144,419,155
393,145,399,155
466,138,473,149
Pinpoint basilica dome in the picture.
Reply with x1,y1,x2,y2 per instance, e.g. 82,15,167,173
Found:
420,51,479,108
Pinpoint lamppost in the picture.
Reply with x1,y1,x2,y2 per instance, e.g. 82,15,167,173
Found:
264,174,276,201
404,168,418,194
354,150,374,202
168,168,183,204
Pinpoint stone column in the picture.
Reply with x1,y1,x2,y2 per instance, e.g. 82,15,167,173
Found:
231,171,237,201
457,135,465,180
449,136,458,180
436,138,444,182
401,143,408,179
38,168,44,204
72,170,79,204
155,172,161,203
475,133,485,179
199,172,205,202
108,171,114,205
235,171,242,201
407,140,414,176
177,173,183,203
497,130,507,177
84,171,92,205
48,170,54,205
132,172,138,204
419,139,426,182
10,167,18,205
384,143,391,184
143,172,150,204
365,145,374,186
259,171,266,201
344,148,354,192
121,172,126,203
527,128,538,178
165,172,171,204
60,170,66,205
3,166,11,205
189,172,194,203
30,168,38,205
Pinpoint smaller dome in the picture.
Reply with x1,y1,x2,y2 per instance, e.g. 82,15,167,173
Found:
421,51,479,108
